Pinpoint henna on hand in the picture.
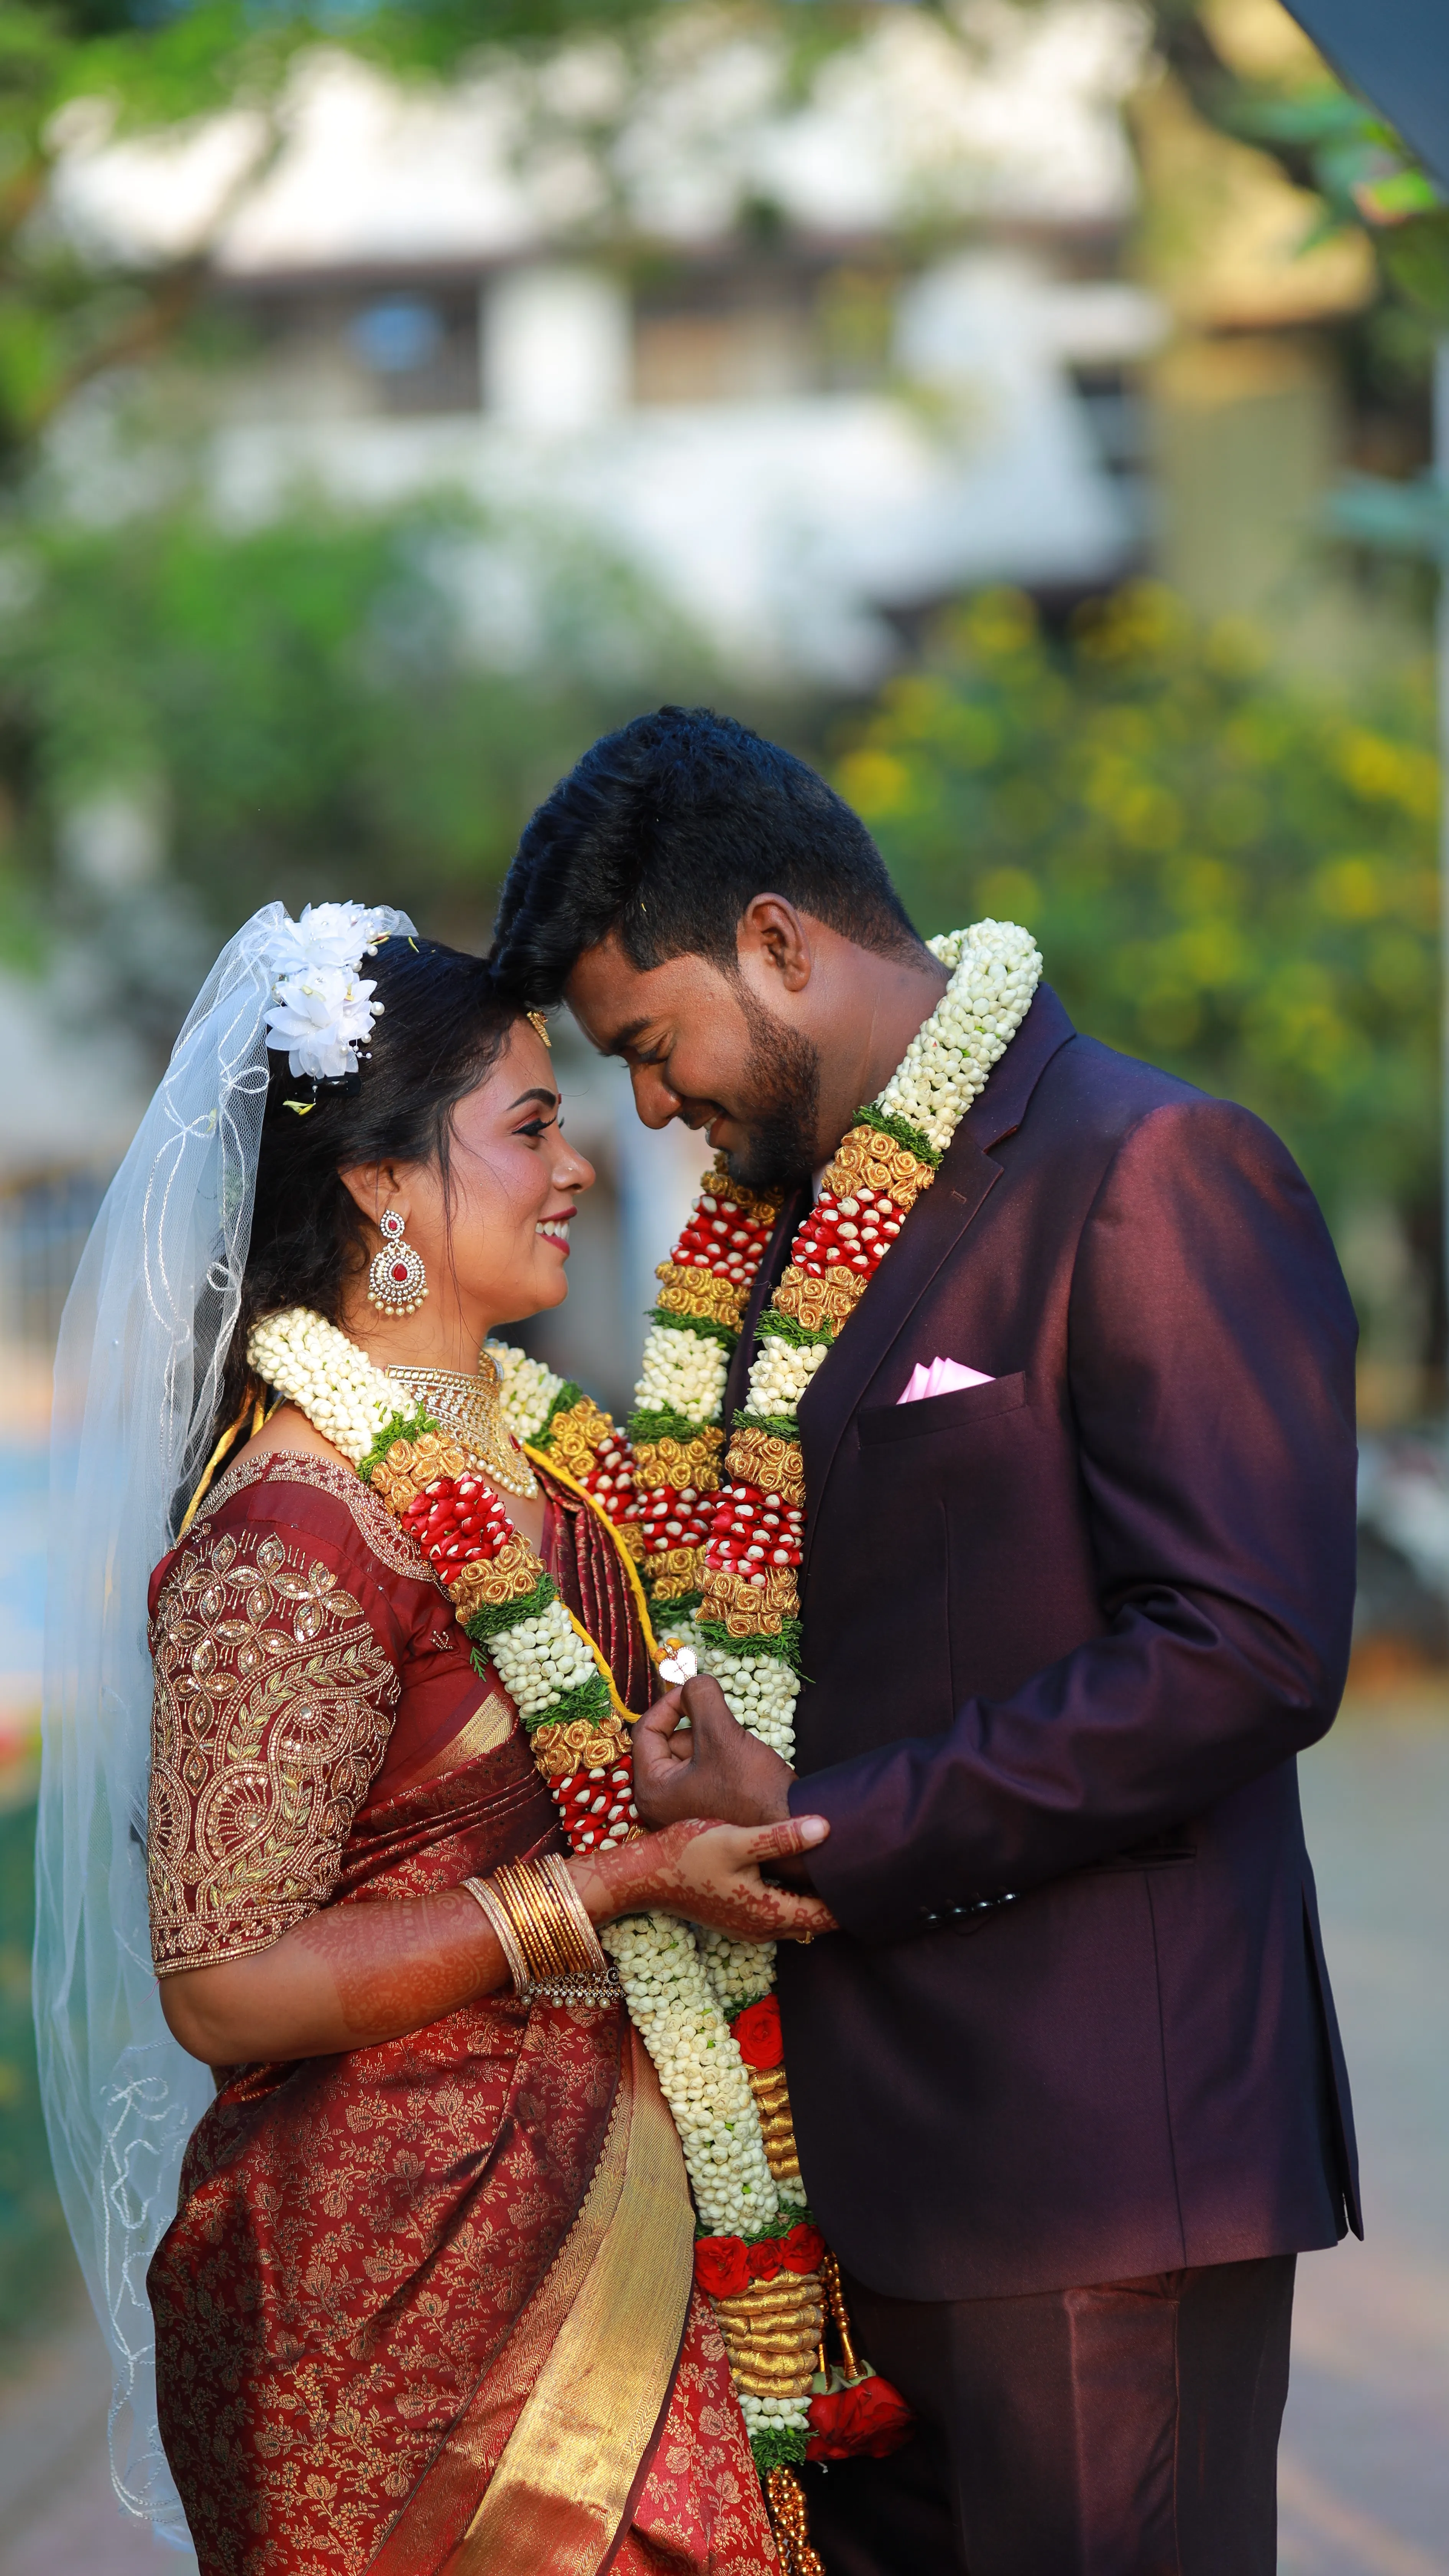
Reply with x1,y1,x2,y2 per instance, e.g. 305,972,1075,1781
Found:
577,1815,836,1943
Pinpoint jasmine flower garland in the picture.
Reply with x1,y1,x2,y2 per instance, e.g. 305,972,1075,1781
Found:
621,918,1042,2477
243,1311,785,2263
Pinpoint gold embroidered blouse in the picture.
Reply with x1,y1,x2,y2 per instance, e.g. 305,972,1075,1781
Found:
146,1452,475,1976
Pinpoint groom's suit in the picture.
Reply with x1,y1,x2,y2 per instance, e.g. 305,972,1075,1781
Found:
724,984,1359,2572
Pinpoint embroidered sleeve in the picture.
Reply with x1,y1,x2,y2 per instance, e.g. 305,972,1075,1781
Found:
148,1517,401,1976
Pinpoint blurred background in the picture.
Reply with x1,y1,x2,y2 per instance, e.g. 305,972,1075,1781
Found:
0,0,1446,2567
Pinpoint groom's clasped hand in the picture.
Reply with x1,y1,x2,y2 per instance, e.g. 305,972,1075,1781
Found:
635,1676,820,1876
632,1676,830,1910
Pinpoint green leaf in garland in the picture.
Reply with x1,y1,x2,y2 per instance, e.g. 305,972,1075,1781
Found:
462,1570,557,1644
515,1669,614,1735
358,1402,439,1484
694,2205,815,2245
851,1102,941,1169
694,1614,802,1670
750,2426,809,2474
629,1404,721,1447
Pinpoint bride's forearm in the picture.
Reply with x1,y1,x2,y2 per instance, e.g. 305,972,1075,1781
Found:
159,1856,625,2069
159,1843,674,2065
158,1817,833,2067
158,1888,514,2065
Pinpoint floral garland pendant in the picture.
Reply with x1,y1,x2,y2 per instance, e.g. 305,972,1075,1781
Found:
624,920,1042,2458
243,1308,877,2493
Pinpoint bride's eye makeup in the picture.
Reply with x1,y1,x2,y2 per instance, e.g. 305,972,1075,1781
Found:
507,1086,561,1140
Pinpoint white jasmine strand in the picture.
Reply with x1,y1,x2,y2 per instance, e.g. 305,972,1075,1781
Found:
744,1337,827,1421
602,1911,779,2235
486,1341,566,1442
634,1322,730,1422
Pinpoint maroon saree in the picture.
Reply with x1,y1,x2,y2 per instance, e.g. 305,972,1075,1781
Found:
145,1452,776,2576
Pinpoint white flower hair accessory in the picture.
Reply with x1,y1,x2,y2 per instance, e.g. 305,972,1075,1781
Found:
263,902,411,1083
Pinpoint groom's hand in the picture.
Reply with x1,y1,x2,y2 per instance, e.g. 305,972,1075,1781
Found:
633,1676,803,1852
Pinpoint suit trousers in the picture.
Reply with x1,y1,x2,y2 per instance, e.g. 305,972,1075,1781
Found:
800,2254,1296,2576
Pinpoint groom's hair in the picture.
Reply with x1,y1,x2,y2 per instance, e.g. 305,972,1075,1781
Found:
490,706,923,1003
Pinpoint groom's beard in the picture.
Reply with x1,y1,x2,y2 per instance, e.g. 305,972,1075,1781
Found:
721,992,821,1194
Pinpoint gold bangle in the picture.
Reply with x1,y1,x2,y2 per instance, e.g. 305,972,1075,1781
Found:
493,1863,562,1980
493,1860,590,1981
462,1875,529,1992
468,1858,619,2005
537,1853,610,1977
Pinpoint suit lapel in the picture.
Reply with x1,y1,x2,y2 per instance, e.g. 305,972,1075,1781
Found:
797,1132,1003,1579
796,983,1076,1577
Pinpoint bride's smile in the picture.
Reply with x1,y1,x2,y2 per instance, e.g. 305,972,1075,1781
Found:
332,1015,594,1395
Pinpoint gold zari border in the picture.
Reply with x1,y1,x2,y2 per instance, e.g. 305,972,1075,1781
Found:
455,2030,692,2575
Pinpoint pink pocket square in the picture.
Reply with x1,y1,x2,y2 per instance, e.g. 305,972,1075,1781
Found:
897,1356,996,1405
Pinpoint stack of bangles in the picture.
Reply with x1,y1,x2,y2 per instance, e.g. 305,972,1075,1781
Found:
463,1853,622,2005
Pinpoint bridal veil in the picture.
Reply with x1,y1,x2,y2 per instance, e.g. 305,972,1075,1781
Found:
33,900,411,2537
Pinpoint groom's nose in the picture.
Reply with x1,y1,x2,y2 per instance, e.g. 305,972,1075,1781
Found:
630,1063,686,1129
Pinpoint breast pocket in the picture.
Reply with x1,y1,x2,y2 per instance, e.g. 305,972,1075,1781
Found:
858,1370,1028,1446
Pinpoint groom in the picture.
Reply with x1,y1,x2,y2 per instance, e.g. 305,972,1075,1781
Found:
491,706,1360,2575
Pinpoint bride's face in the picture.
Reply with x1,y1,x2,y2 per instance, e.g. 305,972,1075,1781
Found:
350,1020,595,1336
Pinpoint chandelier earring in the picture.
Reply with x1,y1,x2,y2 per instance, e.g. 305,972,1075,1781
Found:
367,1208,428,1316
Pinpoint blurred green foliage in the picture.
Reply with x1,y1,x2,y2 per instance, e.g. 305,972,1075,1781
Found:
0,1795,68,2335
1148,0,1449,337
0,487,707,971
0,0,693,481
837,583,1440,1219
0,0,1432,498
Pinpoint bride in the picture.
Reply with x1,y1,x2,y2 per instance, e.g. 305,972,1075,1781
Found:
34,902,831,2576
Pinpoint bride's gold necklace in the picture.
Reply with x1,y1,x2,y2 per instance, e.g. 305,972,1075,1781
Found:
384,1349,539,1500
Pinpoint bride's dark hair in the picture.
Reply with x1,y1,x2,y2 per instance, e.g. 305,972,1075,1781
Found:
211,934,518,1459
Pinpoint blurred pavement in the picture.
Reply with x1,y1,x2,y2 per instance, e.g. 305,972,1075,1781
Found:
0,1690,1443,2576
1278,1690,1449,2576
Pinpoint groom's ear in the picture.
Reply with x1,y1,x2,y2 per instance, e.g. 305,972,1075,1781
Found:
736,896,813,997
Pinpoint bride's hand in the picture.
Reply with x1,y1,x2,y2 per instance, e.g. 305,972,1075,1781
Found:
579,1816,837,1944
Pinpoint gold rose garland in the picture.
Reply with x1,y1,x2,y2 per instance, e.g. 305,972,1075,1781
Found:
619,920,1042,2458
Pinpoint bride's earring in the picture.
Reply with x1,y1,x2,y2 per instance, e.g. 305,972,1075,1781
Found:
367,1208,428,1316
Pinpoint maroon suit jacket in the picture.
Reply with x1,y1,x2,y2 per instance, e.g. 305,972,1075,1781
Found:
762,984,1360,2301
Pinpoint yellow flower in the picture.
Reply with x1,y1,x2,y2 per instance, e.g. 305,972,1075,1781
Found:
837,749,912,822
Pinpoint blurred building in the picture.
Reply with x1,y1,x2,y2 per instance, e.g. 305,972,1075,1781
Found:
57,0,1166,687
0,0,1170,1423
16,0,1412,1439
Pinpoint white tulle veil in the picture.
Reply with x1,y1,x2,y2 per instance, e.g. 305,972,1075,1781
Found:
33,900,413,2538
